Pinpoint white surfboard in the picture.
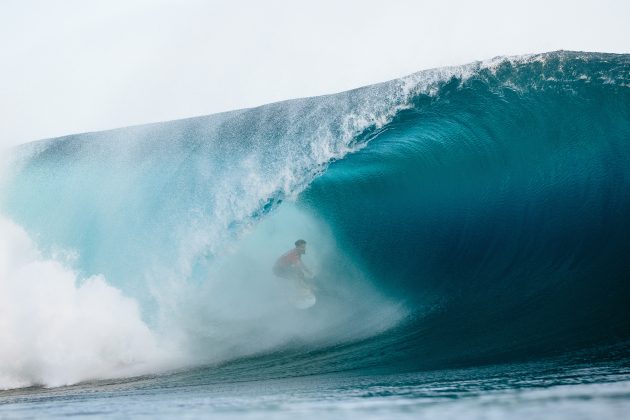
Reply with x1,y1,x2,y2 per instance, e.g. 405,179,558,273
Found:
292,281,316,309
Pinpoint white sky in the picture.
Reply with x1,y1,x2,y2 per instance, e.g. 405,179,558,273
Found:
1,0,628,148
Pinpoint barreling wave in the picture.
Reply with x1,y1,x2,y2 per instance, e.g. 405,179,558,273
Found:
300,51,630,371
1,51,629,389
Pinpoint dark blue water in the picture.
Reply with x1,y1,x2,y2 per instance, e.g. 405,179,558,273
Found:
300,52,630,370
0,51,629,418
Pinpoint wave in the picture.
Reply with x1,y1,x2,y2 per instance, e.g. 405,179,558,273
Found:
300,51,630,368
1,51,629,389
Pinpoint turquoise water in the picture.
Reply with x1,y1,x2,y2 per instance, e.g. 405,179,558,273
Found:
0,51,629,417
1,350,629,419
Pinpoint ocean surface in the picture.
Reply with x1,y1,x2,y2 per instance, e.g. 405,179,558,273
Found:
1,51,629,418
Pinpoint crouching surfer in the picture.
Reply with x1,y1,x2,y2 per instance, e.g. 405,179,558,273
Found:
273,239,316,309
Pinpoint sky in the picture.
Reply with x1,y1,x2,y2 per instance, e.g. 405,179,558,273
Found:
0,0,629,148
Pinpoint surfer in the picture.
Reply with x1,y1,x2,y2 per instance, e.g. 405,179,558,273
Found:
274,240,317,309
273,239,313,281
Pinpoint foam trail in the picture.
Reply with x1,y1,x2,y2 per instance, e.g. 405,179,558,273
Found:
0,215,176,389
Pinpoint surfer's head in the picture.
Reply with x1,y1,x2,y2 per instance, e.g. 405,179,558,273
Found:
295,239,306,254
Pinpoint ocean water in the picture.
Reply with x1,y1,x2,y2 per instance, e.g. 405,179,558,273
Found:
1,350,629,419
0,51,629,418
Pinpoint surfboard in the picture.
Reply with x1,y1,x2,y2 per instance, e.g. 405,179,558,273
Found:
292,281,316,309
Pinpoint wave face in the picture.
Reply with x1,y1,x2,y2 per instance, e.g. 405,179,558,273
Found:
1,51,629,388
300,52,630,370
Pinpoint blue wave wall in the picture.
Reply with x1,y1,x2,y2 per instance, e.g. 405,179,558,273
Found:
300,52,630,368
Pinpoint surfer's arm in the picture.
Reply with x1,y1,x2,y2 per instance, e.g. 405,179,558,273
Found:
297,259,313,278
